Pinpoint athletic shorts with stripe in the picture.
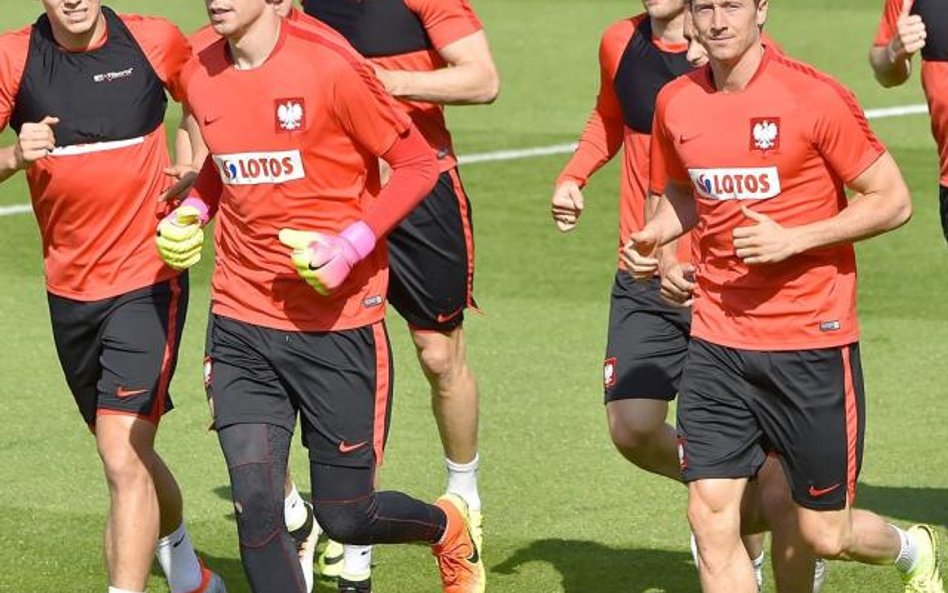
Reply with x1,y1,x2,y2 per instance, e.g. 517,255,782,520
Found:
47,275,189,426
387,168,476,332
204,314,394,469
677,338,866,511
603,272,691,402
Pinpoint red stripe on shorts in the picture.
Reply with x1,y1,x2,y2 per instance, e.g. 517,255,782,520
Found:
841,345,858,504
448,168,476,310
371,322,392,486
149,276,182,424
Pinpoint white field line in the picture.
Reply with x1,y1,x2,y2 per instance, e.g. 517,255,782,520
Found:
0,103,929,218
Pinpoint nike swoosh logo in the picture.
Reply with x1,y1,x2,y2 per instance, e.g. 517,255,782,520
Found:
338,441,368,454
436,307,464,324
116,387,148,398
807,483,841,498
679,133,701,144
171,533,187,548
203,114,222,125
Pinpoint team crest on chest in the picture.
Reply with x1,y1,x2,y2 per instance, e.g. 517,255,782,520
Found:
750,117,780,152
275,98,306,132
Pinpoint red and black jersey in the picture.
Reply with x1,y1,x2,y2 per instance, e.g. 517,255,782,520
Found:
303,0,483,172
0,8,190,300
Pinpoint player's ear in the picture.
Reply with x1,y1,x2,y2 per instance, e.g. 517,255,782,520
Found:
755,0,769,28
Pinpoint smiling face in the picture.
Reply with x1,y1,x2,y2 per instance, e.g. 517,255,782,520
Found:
40,0,105,48
689,0,767,65
204,0,271,37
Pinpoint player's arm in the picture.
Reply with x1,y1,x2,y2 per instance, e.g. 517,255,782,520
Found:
552,23,627,232
869,0,925,88
161,109,208,203
375,30,499,105
622,182,697,279
734,152,911,265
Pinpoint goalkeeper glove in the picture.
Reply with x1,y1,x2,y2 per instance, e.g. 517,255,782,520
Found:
278,221,377,295
156,197,209,270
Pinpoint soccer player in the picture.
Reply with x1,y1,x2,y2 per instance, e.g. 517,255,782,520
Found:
550,2,829,590
157,1,484,592
0,3,224,593
629,0,943,591
297,1,499,589
870,0,948,244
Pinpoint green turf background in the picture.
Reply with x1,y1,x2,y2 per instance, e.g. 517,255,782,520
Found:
0,1,944,592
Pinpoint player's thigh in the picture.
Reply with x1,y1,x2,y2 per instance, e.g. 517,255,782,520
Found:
205,313,295,433
97,276,189,424
47,291,109,425
604,273,690,402
753,343,865,512
677,339,766,482
277,321,392,471
387,169,475,332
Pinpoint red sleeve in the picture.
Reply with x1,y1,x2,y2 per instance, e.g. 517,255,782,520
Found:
190,156,222,220
557,19,633,187
188,24,220,55
810,80,886,184
124,15,192,102
405,0,483,49
0,28,31,132
649,85,690,195
330,52,413,158
874,0,908,47
365,126,438,237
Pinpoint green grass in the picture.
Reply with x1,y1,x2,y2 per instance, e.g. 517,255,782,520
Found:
0,2,945,592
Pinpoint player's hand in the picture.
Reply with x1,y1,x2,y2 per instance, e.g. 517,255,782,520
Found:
279,227,366,296
621,227,661,280
551,180,585,232
160,164,200,204
14,116,59,169
890,0,926,61
156,200,208,270
660,260,696,308
373,65,397,93
732,205,802,265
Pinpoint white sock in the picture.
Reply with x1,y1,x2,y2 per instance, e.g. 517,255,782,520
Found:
284,483,308,532
751,550,765,587
893,524,920,573
445,454,481,511
341,545,373,580
155,522,204,593
108,588,144,593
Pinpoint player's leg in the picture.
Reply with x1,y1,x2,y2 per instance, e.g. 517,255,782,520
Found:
97,277,218,593
765,343,942,590
388,169,482,530
677,339,765,593
286,321,482,593
940,185,948,243
283,471,321,591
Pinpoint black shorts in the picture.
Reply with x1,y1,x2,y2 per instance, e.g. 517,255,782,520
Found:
387,168,476,332
603,272,691,403
939,184,948,243
205,314,394,469
48,275,189,426
677,338,866,510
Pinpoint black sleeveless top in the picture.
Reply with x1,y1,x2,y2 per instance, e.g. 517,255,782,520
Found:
10,6,166,147
303,0,432,58
613,18,692,135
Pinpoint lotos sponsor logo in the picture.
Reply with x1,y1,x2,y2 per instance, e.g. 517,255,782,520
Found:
213,150,305,186
688,167,781,201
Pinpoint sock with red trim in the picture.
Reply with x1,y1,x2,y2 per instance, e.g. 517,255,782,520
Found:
156,522,203,593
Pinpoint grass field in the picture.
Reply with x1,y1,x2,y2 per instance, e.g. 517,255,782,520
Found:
0,1,946,592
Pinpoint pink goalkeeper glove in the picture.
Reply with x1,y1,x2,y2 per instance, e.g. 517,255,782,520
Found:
278,221,377,295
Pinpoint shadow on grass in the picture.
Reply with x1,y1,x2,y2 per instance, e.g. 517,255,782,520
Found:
494,538,699,593
858,483,948,526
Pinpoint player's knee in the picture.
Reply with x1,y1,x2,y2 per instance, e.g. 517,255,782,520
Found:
687,483,741,533
607,415,656,454
97,442,151,489
799,518,852,559
313,497,375,545
229,462,283,547
417,340,460,380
